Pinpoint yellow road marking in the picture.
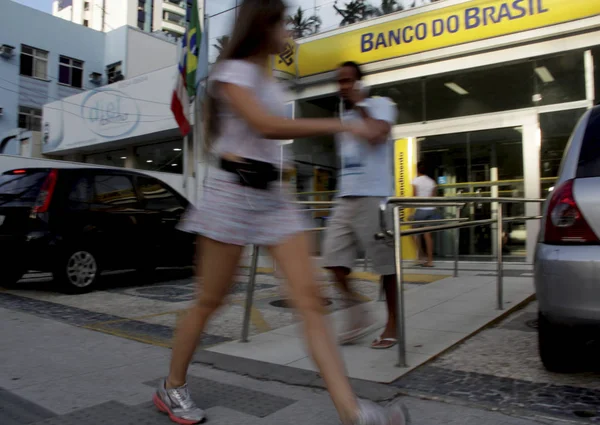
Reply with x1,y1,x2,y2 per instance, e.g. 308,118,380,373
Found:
90,309,185,326
250,307,271,333
82,324,172,348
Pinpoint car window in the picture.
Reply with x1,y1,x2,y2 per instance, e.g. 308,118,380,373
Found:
137,176,185,212
0,170,48,206
577,107,600,178
93,175,138,207
68,176,92,203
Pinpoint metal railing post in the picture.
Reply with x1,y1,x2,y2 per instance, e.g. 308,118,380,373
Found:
241,244,259,342
496,205,504,310
453,208,460,278
393,206,407,368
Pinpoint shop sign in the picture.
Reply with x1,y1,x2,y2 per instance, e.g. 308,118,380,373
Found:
275,0,600,77
81,89,140,138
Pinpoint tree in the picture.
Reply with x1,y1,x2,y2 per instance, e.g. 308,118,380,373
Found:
334,0,379,26
286,7,321,39
378,0,398,14
213,35,230,59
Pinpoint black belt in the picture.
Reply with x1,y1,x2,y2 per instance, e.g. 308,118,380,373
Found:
220,157,279,190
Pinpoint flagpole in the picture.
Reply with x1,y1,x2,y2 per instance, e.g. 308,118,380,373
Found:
193,6,209,206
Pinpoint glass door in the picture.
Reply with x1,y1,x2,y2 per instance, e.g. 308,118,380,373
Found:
418,127,525,259
393,109,539,262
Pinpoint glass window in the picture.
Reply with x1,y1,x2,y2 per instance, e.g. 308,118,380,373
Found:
576,107,600,178
425,60,534,121
136,140,183,174
84,1,90,11
106,62,123,84
372,78,424,124
137,177,184,212
533,51,586,106
540,108,588,193
58,56,84,88
20,45,48,80
93,175,138,207
84,149,128,168
0,171,48,206
18,106,42,131
68,176,92,207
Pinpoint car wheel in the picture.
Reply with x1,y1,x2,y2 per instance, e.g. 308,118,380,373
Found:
54,248,100,294
538,312,581,373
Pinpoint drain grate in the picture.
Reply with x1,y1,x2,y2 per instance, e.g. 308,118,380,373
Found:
270,298,332,309
526,319,539,329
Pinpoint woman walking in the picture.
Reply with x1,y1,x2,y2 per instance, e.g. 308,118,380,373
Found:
152,0,410,424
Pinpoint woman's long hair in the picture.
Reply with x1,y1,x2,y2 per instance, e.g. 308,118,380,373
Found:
204,0,286,152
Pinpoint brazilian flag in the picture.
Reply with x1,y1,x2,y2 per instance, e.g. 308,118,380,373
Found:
185,0,200,99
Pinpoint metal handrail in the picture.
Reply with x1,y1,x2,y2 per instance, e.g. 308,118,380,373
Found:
378,196,545,368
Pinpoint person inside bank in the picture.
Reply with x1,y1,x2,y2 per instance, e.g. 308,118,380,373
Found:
412,161,437,268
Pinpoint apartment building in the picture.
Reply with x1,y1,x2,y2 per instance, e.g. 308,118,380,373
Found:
53,0,195,39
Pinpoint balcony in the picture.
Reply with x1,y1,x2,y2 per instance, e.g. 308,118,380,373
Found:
163,0,185,15
162,20,185,35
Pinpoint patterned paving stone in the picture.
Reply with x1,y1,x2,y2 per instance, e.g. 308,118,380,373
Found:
393,366,600,422
0,293,230,347
0,387,56,425
144,376,296,418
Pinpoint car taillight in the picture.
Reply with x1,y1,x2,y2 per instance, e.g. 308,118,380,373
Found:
544,179,599,244
31,169,58,215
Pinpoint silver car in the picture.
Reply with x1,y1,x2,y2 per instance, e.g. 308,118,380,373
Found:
535,105,600,373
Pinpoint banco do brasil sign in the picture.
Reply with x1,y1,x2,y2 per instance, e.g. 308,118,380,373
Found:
274,0,600,77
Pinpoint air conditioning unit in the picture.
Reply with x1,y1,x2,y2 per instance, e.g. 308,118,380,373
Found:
89,72,102,84
0,44,15,59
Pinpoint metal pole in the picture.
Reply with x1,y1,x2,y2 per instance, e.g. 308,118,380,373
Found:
241,245,259,342
393,206,407,367
453,207,460,278
496,204,504,310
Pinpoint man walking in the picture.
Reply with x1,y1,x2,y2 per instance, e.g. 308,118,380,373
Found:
322,61,399,350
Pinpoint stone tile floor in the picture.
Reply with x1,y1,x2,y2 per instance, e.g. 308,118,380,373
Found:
393,302,600,422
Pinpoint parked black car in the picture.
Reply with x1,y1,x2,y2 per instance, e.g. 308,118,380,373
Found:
0,167,195,293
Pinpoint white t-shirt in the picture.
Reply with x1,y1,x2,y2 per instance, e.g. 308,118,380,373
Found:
336,96,398,197
412,175,436,210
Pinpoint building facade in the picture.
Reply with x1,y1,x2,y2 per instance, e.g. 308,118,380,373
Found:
0,0,177,156
53,0,196,39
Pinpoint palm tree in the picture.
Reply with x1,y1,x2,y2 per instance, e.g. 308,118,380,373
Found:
378,0,398,14
286,7,321,39
334,0,379,26
213,35,230,59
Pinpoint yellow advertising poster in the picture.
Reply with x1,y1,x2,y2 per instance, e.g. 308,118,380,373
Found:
313,167,332,219
394,138,417,260
278,0,600,77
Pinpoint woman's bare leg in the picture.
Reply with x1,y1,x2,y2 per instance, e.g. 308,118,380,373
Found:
167,236,244,387
269,232,359,424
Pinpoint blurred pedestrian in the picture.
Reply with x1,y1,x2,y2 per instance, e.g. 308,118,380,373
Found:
152,0,409,424
322,61,401,350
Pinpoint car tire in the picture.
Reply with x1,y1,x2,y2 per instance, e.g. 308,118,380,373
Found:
538,312,580,373
54,248,100,294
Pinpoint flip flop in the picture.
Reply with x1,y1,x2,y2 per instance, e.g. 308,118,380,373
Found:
371,337,398,349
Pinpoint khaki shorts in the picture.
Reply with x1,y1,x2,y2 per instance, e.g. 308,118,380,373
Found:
322,197,396,276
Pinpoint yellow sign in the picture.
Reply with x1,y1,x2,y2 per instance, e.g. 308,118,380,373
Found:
394,138,417,260
275,0,600,77
272,38,297,78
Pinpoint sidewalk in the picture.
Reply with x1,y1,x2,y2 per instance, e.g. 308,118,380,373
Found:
1,306,561,425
